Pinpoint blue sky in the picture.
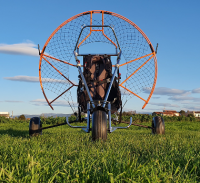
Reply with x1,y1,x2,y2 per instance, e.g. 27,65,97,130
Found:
0,0,200,116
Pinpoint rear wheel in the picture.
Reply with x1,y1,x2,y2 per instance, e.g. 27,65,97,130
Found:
92,110,107,141
152,116,165,134
29,117,42,136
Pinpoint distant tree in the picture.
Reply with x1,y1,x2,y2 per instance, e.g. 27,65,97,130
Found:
18,114,26,120
187,114,194,117
179,110,186,116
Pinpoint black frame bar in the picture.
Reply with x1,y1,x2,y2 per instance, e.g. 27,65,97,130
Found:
74,25,121,54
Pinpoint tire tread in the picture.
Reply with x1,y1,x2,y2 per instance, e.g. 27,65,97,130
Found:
92,110,107,141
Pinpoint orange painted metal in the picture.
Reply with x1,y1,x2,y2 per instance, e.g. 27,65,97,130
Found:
120,85,147,102
119,53,153,67
110,12,151,45
90,11,92,32
40,10,152,55
42,56,76,86
39,55,54,110
102,11,117,48
91,30,102,31
78,11,92,48
102,11,104,30
77,11,117,49
43,54,76,67
120,54,154,86
102,32,117,48
49,85,74,104
77,32,91,48
142,54,157,109
39,10,158,109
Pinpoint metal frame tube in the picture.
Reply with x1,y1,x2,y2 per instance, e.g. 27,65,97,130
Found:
86,101,91,132
66,116,90,133
66,101,91,133
102,51,121,108
108,102,112,131
39,122,67,130
74,25,121,52
109,117,132,133
77,66,95,108
74,25,122,110
115,117,132,129
102,66,118,107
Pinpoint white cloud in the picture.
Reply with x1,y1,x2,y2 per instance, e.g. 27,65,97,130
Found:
30,99,78,107
0,100,23,103
192,88,200,93
151,97,160,99
0,41,39,56
168,96,200,102
149,102,180,108
144,87,190,96
120,88,131,95
4,76,39,82
4,75,74,84
168,96,194,101
182,105,200,111
30,99,48,106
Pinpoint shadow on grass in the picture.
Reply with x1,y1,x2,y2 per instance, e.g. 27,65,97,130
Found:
0,128,28,137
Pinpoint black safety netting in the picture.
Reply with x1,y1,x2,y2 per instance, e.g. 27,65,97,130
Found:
40,11,156,112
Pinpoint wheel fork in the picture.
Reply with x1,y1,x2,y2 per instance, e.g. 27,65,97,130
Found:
66,102,91,133
107,102,132,133
66,101,133,133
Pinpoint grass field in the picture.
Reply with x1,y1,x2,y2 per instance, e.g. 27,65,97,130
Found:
0,120,200,182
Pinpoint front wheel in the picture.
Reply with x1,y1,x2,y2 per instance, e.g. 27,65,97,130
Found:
92,110,107,141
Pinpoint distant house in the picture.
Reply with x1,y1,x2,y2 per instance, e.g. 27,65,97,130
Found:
195,111,200,117
152,110,180,117
186,111,200,117
163,111,174,116
163,110,180,116
0,112,10,118
152,112,163,116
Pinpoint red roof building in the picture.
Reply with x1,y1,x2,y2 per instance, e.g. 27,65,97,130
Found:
152,110,180,116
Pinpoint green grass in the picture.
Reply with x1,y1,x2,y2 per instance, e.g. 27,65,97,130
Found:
0,121,200,182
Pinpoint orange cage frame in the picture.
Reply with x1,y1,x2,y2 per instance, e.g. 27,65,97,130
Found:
39,10,157,110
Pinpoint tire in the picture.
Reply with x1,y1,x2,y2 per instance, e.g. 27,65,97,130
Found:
152,116,165,134
29,117,42,136
92,110,107,141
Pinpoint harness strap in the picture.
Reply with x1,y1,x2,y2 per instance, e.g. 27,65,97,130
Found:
87,78,111,87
